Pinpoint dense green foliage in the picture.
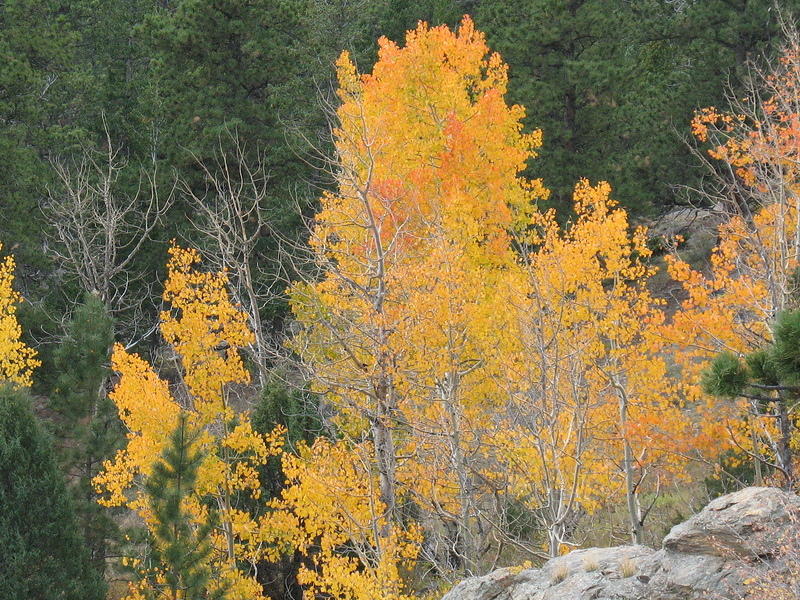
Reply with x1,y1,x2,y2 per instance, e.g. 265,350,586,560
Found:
4,0,793,305
0,384,105,600
141,0,315,188
475,0,799,213
49,293,121,576
2,0,793,302
140,413,223,600
702,310,800,399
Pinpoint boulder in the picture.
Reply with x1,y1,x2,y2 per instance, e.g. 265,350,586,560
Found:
662,486,800,558
441,487,800,600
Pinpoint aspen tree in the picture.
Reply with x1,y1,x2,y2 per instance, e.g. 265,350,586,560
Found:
95,245,284,600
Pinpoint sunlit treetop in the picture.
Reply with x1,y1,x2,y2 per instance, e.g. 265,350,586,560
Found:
324,16,548,271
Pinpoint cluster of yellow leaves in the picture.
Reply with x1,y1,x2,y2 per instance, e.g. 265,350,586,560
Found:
268,438,421,600
287,15,552,585
161,244,253,419
0,243,39,386
494,181,700,552
288,15,558,582
94,244,285,600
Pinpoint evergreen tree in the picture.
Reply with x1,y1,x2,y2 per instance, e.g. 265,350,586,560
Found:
140,0,325,323
474,0,627,210
141,0,317,194
0,0,82,275
49,293,121,578
703,310,800,488
139,412,224,600
473,0,799,215
0,383,105,600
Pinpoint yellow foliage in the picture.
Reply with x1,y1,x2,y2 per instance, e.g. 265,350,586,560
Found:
94,244,284,600
285,13,712,583
287,15,550,585
269,438,421,600
499,181,696,548
669,41,800,465
161,244,254,421
0,243,39,386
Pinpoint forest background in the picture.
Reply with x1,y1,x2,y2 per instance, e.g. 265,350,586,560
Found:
3,1,800,599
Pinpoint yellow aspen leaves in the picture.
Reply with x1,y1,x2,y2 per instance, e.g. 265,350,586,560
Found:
269,439,421,600
93,346,179,509
161,244,254,421
287,16,550,585
498,180,697,551
94,244,285,600
0,243,39,386
82,16,781,600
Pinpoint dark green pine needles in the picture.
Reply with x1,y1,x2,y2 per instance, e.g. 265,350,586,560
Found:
0,383,105,600
140,412,225,600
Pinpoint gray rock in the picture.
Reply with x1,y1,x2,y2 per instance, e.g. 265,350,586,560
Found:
441,487,800,600
663,486,800,557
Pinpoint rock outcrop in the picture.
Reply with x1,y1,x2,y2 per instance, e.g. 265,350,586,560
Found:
441,487,800,600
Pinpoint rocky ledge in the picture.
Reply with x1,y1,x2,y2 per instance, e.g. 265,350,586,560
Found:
442,487,800,600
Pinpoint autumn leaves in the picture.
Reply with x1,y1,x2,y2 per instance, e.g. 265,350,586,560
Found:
95,247,285,600
285,17,689,595
0,245,39,386
1,14,797,600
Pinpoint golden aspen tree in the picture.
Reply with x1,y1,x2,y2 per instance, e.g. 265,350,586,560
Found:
501,181,698,552
0,243,39,386
666,31,800,481
287,15,547,589
94,245,284,600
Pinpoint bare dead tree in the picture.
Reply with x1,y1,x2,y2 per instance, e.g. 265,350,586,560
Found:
42,117,175,342
181,130,280,387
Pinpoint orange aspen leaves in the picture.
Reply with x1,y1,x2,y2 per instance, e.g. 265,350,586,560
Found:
668,40,800,470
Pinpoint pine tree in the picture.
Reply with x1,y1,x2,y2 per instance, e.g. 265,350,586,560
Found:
141,0,316,200
137,412,224,600
94,245,286,599
49,292,121,578
473,0,798,215
0,383,105,600
0,0,81,274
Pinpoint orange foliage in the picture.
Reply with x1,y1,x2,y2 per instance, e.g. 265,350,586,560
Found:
669,37,800,474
